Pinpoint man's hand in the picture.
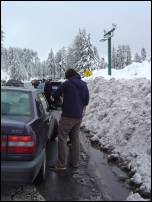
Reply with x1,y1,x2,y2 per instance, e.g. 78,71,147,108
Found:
50,96,55,102
82,106,86,117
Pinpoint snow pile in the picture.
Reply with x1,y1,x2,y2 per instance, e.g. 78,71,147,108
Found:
82,76,151,200
84,61,151,81
125,192,149,201
1,69,10,81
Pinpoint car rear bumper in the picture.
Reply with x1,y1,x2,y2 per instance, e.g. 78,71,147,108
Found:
1,149,45,184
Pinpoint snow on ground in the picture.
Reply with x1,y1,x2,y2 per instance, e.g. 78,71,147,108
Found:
125,192,149,201
82,62,151,201
84,61,151,81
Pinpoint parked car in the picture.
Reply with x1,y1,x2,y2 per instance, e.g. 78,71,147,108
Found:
1,86,59,184
5,79,24,87
1,80,6,86
51,81,62,93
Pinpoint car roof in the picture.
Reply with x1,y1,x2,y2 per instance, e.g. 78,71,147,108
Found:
1,86,40,93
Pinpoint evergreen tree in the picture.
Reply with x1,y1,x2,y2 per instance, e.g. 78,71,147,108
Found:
116,45,124,69
112,46,117,69
93,46,100,60
9,51,21,80
1,26,4,50
141,48,146,61
99,57,107,69
2,47,39,81
126,45,132,66
134,53,142,63
55,47,67,78
47,49,56,80
72,28,97,73
41,60,48,78
121,45,127,68
21,48,38,79
35,57,42,78
114,45,132,69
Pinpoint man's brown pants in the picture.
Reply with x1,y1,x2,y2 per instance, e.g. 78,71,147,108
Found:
57,116,82,168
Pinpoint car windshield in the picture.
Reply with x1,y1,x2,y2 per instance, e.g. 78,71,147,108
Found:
1,89,33,116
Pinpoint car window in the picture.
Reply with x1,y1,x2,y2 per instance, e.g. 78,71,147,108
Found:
37,93,49,116
1,89,33,116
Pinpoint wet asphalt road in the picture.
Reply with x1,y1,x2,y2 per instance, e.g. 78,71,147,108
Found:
36,137,103,201
36,131,130,201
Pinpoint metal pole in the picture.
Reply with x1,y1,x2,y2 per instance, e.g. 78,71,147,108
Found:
100,24,116,75
108,37,112,75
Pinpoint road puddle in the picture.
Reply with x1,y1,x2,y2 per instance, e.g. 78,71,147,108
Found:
81,131,130,201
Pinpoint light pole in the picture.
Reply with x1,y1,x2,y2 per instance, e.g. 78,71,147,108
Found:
100,24,117,75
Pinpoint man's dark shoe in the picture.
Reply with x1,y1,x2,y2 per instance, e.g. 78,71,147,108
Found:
49,164,66,171
70,163,79,169
67,140,72,146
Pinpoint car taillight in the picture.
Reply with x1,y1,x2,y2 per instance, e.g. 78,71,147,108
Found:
1,137,7,153
7,136,36,154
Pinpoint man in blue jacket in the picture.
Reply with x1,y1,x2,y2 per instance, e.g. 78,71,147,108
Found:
49,68,89,170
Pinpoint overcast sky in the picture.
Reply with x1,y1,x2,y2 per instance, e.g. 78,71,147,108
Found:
1,1,151,61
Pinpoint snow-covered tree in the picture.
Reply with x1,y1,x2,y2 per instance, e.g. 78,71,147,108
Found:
126,45,132,66
141,48,146,61
1,26,4,50
113,45,132,69
93,46,100,60
134,53,142,63
1,47,40,81
116,45,124,69
66,46,76,70
112,46,117,69
9,50,23,80
70,28,98,73
35,57,42,78
21,48,38,79
99,57,107,69
41,60,48,78
47,49,56,80
55,47,67,78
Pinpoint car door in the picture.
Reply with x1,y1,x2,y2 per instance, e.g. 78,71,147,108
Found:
37,93,55,141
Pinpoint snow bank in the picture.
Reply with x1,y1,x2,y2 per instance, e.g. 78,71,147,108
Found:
125,192,150,201
82,76,151,201
1,69,10,81
83,61,151,81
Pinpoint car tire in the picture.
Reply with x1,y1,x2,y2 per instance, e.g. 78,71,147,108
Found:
34,150,46,184
51,119,58,140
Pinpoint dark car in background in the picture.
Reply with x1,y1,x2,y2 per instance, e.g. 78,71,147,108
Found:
51,81,62,93
1,86,58,184
5,79,24,87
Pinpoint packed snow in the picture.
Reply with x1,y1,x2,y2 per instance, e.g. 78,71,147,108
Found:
82,61,151,201
84,61,151,81
125,192,149,201
1,69,10,81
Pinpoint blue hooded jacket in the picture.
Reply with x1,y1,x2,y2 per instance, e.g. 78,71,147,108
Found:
52,75,89,118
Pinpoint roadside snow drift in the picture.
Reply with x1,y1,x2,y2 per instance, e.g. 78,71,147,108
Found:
82,62,151,201
87,61,151,81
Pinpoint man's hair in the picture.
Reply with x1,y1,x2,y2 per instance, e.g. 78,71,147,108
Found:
65,68,78,79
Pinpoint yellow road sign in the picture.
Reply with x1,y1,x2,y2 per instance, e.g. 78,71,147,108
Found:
83,69,93,77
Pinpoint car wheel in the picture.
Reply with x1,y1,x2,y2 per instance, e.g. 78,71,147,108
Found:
51,119,58,140
34,150,46,184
